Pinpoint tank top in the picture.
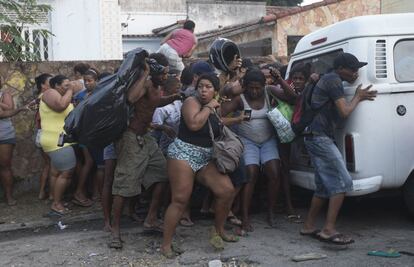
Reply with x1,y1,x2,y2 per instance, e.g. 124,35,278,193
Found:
166,29,196,56
178,112,221,148
238,94,274,144
39,96,73,152
0,92,16,141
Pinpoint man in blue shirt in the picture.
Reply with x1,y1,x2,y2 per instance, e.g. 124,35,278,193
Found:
300,53,377,245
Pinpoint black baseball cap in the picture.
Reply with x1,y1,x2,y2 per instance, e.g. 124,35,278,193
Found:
333,53,367,70
191,60,216,76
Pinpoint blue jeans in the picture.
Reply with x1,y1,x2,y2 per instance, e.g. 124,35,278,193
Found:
304,135,353,198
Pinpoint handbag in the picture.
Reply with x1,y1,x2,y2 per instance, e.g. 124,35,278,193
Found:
208,111,244,174
265,89,296,143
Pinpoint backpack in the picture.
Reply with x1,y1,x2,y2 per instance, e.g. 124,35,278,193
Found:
291,79,325,135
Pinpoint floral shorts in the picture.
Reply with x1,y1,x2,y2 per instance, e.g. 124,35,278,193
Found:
167,138,212,173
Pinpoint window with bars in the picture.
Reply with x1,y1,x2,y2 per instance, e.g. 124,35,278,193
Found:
0,26,50,61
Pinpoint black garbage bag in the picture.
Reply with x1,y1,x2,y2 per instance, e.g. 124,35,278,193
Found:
63,48,149,149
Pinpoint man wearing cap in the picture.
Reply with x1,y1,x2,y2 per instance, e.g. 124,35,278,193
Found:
300,52,377,245
181,60,216,98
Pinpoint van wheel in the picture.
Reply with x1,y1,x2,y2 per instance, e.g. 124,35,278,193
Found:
403,173,414,216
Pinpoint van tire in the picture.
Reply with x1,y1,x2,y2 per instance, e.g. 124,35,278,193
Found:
403,173,414,216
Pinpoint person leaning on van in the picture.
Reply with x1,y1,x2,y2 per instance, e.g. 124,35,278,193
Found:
300,53,377,245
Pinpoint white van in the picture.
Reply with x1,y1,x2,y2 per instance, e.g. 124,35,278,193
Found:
286,13,414,213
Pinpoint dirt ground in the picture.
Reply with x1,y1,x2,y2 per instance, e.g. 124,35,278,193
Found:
0,192,413,266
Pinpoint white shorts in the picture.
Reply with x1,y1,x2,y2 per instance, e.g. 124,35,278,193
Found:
157,43,184,73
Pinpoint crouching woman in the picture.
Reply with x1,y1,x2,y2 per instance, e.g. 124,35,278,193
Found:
161,74,239,258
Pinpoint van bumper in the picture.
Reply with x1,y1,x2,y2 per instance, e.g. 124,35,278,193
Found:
290,170,383,196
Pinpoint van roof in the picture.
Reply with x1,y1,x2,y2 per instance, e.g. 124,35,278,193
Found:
293,13,414,56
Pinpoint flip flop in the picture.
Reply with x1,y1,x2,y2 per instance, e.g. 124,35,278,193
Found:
368,250,401,258
221,233,239,243
227,215,242,226
143,222,164,233
179,218,194,227
291,252,327,262
108,236,123,249
318,233,354,245
234,227,248,237
72,198,93,207
46,209,65,217
300,229,321,239
286,214,303,223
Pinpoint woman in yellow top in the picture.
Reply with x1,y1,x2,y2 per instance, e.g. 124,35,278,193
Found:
40,75,75,216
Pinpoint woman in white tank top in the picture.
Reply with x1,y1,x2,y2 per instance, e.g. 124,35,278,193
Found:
221,69,281,231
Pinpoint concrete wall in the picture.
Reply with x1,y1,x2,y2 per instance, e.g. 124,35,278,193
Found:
188,1,266,33
119,0,187,13
275,0,381,57
0,61,121,196
381,0,414,13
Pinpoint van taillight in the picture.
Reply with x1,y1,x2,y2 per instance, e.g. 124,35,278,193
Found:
345,134,355,172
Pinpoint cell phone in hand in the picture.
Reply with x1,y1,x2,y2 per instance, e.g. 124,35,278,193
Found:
244,109,252,121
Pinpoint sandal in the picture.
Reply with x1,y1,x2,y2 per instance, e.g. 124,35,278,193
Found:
317,232,354,245
108,236,123,249
209,228,224,250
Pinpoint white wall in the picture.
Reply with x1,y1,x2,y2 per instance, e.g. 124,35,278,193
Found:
188,1,266,33
49,0,102,60
100,0,123,60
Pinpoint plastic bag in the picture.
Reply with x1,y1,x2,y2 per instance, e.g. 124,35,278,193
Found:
267,107,296,143
63,48,149,148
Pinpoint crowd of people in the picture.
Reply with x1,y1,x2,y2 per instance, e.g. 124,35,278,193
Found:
0,19,377,258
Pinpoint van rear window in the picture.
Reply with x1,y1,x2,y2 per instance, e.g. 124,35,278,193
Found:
394,40,414,82
289,49,343,77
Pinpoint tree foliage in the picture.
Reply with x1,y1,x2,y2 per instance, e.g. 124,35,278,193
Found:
0,0,52,61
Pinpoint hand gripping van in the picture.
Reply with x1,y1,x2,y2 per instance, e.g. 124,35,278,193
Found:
287,13,414,214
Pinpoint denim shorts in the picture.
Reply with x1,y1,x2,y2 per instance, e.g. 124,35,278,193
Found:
304,135,353,198
240,137,279,166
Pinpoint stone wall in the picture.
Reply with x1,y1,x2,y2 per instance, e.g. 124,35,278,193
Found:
276,0,381,57
0,60,121,196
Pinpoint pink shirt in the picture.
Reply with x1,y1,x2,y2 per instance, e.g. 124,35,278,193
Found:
166,29,196,56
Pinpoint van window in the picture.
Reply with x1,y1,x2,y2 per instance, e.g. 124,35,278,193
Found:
289,49,343,78
394,40,414,82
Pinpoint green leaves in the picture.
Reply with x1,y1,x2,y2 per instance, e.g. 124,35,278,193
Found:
0,0,52,61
